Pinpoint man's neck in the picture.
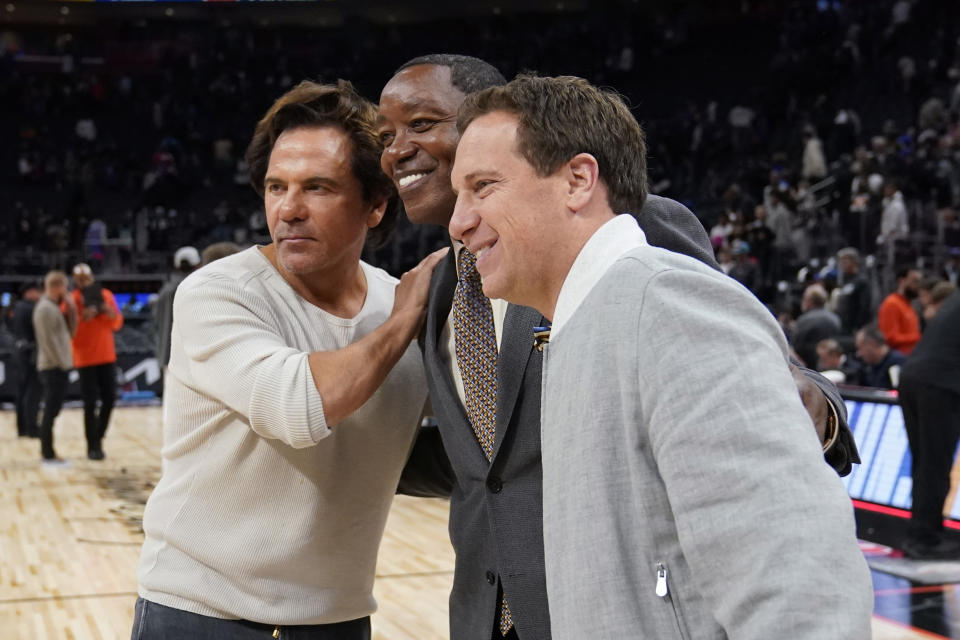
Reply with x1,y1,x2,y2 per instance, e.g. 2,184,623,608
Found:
260,245,367,318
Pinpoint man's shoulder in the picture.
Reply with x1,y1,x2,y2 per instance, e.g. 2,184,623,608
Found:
608,243,723,285
180,247,266,292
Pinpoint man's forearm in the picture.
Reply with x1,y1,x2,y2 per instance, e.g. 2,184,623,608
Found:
307,310,420,426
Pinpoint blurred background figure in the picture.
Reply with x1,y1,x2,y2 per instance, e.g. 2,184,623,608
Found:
833,248,873,334
70,263,123,461
816,338,861,385
32,270,77,464
200,241,241,266
877,266,922,354
12,280,42,438
899,291,960,559
854,323,906,389
153,246,200,375
792,283,841,369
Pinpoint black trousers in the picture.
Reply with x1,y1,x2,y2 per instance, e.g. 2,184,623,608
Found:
78,362,116,451
38,369,69,459
901,375,960,542
15,347,41,437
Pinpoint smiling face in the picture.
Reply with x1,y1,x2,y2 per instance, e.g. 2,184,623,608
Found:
449,111,571,314
264,125,385,280
377,65,466,227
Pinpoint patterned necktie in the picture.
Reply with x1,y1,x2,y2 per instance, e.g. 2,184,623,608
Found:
453,248,498,460
452,248,514,635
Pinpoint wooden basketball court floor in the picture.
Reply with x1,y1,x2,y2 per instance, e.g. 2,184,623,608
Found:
0,405,945,639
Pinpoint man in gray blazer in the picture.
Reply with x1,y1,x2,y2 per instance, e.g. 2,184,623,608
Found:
448,73,873,639
380,55,860,640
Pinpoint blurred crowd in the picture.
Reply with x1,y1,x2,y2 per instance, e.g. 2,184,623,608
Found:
0,0,958,391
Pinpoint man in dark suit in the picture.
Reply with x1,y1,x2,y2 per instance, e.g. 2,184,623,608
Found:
378,54,858,640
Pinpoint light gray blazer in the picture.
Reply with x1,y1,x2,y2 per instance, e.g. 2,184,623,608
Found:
540,243,873,639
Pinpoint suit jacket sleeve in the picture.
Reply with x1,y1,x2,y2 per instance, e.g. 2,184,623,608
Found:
397,424,456,498
795,363,859,476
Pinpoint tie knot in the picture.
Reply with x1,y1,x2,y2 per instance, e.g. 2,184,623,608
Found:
458,248,482,285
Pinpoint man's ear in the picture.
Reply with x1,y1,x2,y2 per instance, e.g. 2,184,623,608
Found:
366,198,388,229
565,153,600,213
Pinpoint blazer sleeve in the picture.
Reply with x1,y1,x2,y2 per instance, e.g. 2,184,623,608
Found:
397,424,456,497
793,362,859,476
635,267,874,639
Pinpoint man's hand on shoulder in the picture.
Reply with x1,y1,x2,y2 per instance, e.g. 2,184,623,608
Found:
791,363,829,444
391,247,449,338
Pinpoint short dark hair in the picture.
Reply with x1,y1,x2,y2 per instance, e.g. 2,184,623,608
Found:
858,322,887,346
895,266,919,281
457,74,648,214
245,79,397,249
395,54,506,95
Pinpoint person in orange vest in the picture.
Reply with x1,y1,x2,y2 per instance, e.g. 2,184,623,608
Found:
70,263,123,460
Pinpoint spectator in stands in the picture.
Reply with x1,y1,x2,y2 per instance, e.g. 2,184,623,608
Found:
201,241,241,266
942,246,960,285
792,284,842,369
923,282,957,320
802,125,827,181
12,281,42,438
877,266,922,354
766,191,794,280
32,271,77,464
899,292,960,559
878,179,909,248
70,263,123,461
153,246,200,374
816,338,861,385
833,247,873,333
725,239,758,293
854,323,906,389
745,204,775,290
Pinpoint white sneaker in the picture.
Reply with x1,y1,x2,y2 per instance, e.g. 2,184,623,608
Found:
41,458,72,469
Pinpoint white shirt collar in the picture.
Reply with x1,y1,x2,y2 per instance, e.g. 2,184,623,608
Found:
551,214,647,340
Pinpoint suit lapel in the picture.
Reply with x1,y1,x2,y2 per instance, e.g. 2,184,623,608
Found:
492,303,544,460
425,250,457,350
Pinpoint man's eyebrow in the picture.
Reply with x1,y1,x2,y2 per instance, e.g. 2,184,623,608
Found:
386,97,452,115
263,175,340,188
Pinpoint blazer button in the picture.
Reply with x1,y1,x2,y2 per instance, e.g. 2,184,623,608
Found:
486,571,496,585
487,476,502,493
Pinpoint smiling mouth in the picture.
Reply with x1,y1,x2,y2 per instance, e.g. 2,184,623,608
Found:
475,241,497,262
397,171,430,190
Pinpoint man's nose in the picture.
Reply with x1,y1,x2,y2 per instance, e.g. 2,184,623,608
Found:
277,188,307,221
449,193,479,244
384,129,416,166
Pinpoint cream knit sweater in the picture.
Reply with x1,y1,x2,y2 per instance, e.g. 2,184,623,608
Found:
137,247,427,625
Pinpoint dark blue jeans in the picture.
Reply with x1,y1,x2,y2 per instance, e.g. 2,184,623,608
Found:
130,598,371,640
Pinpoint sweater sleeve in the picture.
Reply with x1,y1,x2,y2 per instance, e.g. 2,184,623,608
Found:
172,273,328,448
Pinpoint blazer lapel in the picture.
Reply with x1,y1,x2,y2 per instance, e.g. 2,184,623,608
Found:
423,250,457,351
492,303,544,460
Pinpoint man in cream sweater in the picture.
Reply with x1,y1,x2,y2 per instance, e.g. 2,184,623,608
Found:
132,80,444,639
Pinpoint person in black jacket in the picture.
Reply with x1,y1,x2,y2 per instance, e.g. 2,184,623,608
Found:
900,291,960,559
11,281,42,437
